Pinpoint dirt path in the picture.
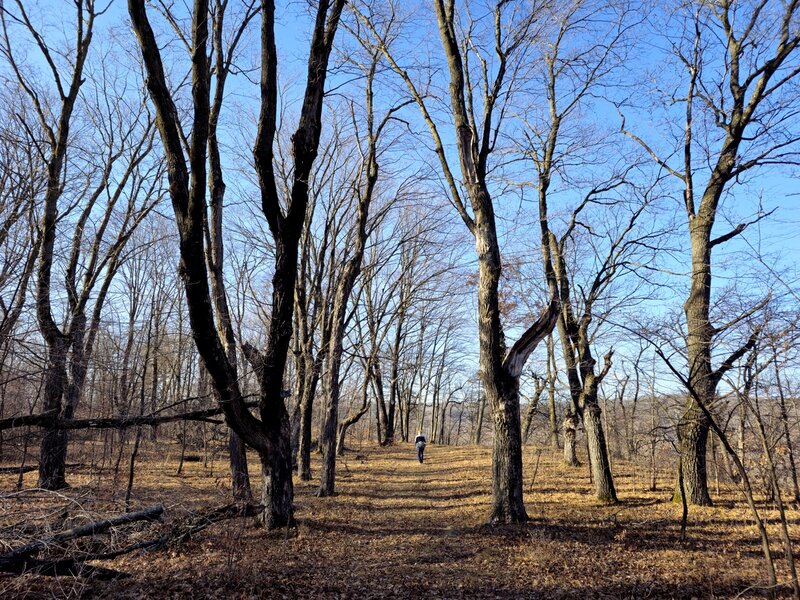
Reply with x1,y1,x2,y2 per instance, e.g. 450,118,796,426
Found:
1,443,783,598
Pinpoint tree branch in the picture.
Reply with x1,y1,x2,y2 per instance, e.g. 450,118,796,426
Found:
0,400,260,432
503,292,560,378
708,208,776,248
712,327,762,386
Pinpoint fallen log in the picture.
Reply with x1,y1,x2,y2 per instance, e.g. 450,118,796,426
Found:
1,556,128,579
170,502,265,542
0,463,85,475
0,465,37,475
0,505,164,575
0,503,264,578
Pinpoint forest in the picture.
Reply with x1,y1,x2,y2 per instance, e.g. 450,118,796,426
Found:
0,0,799,597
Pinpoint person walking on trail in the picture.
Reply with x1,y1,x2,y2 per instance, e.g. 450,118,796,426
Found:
415,432,427,464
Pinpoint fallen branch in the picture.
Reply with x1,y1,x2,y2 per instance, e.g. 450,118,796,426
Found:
0,400,259,432
0,556,128,579
0,463,85,475
81,502,265,556
0,465,37,475
0,505,164,575
168,502,265,543
0,503,263,578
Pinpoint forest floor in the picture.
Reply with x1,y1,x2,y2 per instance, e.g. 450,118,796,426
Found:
1,441,796,599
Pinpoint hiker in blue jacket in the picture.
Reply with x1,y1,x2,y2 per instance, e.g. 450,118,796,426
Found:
415,432,427,463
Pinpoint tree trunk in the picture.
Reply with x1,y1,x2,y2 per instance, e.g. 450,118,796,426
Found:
256,241,302,521
335,422,350,456
775,359,800,503
474,207,529,524
675,226,716,506
290,400,301,471
386,393,396,444
371,363,390,445
317,356,341,496
258,440,294,529
384,308,405,445
298,356,321,480
486,376,528,524
675,152,733,506
38,340,69,489
474,395,486,445
674,401,712,505
337,363,371,456
563,412,581,467
336,407,368,456
546,335,560,450
230,431,252,502
650,391,658,491
583,403,617,503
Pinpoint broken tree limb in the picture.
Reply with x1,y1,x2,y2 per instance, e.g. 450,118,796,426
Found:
169,502,265,542
0,400,260,432
84,502,265,557
0,505,164,574
0,465,37,474
0,556,129,579
0,502,263,578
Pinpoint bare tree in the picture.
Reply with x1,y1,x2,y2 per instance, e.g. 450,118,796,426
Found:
294,164,340,480
1,0,97,489
128,0,345,527
0,98,43,348
356,0,559,524
1,0,160,488
198,0,260,503
622,0,800,505
316,35,410,493
523,0,646,503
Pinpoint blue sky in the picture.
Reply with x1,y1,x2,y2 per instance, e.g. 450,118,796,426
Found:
10,0,799,403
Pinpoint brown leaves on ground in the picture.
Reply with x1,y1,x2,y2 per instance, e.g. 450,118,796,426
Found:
1,443,795,599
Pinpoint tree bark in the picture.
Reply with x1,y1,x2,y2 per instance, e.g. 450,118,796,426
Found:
298,355,322,480
676,215,715,506
258,425,294,529
38,339,69,489
229,430,252,502
583,403,616,502
546,335,560,450
563,412,581,467
474,394,486,445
